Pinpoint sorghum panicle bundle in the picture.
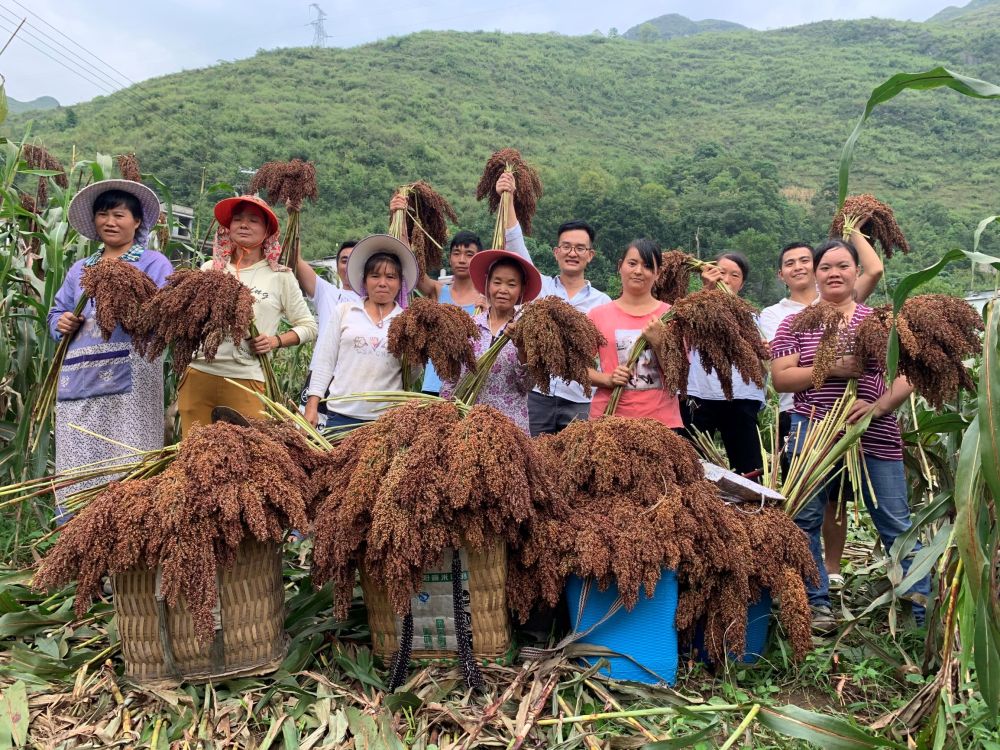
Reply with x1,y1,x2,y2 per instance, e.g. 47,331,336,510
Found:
132,269,255,373
898,294,983,408
722,505,817,660
80,260,159,340
854,304,919,371
507,296,606,394
653,250,694,304
830,194,909,258
311,402,561,619
387,298,477,382
669,289,768,398
248,159,319,212
116,153,141,182
23,144,68,205
790,302,850,388
34,422,309,642
403,181,458,277
475,148,543,236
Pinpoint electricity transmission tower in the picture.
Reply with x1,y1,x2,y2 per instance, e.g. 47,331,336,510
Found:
309,4,330,48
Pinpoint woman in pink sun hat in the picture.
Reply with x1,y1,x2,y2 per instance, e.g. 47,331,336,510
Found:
441,249,542,434
177,195,317,434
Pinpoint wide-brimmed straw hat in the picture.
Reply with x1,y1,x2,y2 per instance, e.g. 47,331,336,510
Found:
213,195,280,236
346,234,419,294
469,249,543,303
67,179,161,242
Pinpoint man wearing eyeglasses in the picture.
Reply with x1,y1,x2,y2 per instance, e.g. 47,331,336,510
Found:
496,179,611,435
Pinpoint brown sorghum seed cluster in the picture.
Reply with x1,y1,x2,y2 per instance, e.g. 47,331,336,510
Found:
830,194,909,257
34,422,309,643
666,289,768,398
475,148,543,236
23,144,68,205
116,153,141,182
790,302,851,388
402,181,458,277
722,505,817,660
899,294,983,408
248,159,319,213
653,250,694,304
508,297,606,394
311,402,561,619
80,259,158,340
387,298,478,382
132,269,255,373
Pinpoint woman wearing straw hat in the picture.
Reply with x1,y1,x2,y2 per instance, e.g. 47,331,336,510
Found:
441,249,542,434
305,234,419,429
48,179,173,523
177,195,317,434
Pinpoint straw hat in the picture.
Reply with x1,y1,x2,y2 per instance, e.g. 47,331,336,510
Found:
469,249,543,303
346,234,419,293
67,179,161,242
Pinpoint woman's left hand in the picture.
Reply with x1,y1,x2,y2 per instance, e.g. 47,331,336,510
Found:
250,334,278,354
847,398,887,424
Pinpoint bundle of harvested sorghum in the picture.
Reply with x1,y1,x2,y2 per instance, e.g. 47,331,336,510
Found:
248,159,319,268
789,302,850,388
507,296,606,394
387,297,477,382
23,144,68,205
132,269,255,374
665,289,768,398
34,421,309,642
721,505,817,660
830,194,909,258
80,259,159,340
529,418,766,662
248,159,319,213
116,153,141,182
311,401,560,620
856,296,983,408
652,250,694,304
475,148,543,239
389,181,458,277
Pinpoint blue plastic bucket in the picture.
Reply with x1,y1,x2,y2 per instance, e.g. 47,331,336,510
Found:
564,572,679,685
694,589,772,664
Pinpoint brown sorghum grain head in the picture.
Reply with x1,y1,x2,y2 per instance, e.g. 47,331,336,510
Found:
507,296,606,394
790,302,851,388
116,153,142,182
653,250,694,304
248,159,319,213
475,149,543,236
81,259,159,339
387,298,478,382
830,194,909,258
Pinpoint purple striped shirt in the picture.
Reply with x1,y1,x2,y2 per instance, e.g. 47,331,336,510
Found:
771,303,902,461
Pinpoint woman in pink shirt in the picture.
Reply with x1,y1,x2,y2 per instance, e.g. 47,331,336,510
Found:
587,239,682,428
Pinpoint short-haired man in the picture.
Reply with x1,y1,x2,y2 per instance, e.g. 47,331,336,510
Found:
498,181,611,435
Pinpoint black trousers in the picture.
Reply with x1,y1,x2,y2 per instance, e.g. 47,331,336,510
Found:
680,396,764,476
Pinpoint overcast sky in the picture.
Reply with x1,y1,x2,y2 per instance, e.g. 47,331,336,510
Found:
0,0,957,105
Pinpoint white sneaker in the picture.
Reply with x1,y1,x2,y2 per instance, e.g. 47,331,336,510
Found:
828,573,845,589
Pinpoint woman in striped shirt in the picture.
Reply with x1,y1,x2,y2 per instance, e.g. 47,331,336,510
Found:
771,239,930,633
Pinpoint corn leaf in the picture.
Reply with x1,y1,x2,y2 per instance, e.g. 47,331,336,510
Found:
954,417,988,602
978,300,1000,511
838,67,1000,208
758,704,904,749
975,585,1000,715
0,681,28,748
641,721,721,749
973,215,999,255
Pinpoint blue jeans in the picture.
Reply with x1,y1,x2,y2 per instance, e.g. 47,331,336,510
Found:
787,413,930,614
324,412,367,429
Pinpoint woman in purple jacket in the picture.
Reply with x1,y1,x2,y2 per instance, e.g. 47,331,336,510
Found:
48,180,172,523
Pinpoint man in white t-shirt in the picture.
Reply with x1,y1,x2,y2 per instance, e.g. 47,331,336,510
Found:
295,241,362,419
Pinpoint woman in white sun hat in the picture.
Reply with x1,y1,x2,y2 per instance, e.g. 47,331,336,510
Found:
304,234,419,429
48,179,173,523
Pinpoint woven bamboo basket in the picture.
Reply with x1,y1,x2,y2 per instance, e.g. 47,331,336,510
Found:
361,539,511,661
113,538,287,688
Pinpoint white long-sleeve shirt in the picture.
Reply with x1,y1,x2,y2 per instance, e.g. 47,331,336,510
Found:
307,300,403,420
309,276,361,372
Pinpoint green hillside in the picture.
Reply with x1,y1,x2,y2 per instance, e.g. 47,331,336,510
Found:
623,14,747,41
6,10,1000,303
8,96,60,114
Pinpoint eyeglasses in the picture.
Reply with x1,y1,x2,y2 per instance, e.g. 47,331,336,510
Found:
556,243,591,255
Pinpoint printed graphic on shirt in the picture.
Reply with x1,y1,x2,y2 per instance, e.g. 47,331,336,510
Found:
616,329,661,391
353,335,391,356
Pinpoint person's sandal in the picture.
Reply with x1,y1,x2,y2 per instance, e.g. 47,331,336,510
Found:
828,572,845,590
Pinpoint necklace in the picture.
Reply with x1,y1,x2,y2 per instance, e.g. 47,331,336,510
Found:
370,301,390,328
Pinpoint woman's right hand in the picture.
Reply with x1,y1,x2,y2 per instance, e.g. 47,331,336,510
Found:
700,265,723,287
304,398,320,428
55,311,85,336
829,355,863,379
